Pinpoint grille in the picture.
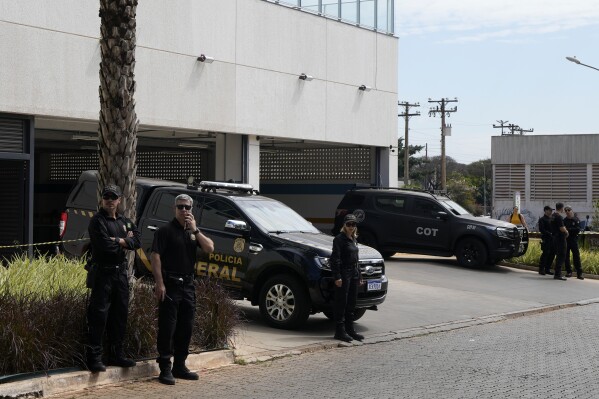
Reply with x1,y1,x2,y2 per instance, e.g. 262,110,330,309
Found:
359,260,384,278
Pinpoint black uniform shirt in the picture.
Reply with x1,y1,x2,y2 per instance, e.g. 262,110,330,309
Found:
330,233,360,280
88,208,141,265
550,212,566,239
151,218,199,275
538,215,552,240
564,216,581,239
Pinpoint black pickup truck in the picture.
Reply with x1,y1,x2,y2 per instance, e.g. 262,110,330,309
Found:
60,171,388,329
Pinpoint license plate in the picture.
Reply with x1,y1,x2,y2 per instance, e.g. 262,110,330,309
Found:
367,281,382,291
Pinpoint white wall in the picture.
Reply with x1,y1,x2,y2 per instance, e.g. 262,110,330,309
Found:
0,0,397,149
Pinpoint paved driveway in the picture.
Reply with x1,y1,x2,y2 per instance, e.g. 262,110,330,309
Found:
232,254,599,358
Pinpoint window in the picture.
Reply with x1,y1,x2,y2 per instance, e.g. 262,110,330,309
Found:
413,199,443,218
71,181,98,209
375,196,406,213
200,199,243,231
152,192,179,222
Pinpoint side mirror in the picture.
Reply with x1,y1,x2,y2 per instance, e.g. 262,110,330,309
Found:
436,211,448,221
225,219,250,235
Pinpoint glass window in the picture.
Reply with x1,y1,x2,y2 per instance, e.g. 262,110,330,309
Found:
152,192,179,222
359,0,376,28
413,199,444,219
377,0,391,31
200,198,243,231
375,196,406,213
72,181,98,209
341,0,357,23
322,0,339,18
235,199,319,233
300,0,321,13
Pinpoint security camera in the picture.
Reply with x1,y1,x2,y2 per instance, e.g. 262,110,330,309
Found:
197,54,214,63
358,85,372,92
299,73,314,81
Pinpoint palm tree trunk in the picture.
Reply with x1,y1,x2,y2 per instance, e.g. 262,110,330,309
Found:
98,0,139,222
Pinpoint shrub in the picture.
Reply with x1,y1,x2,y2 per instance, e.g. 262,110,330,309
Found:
508,239,599,274
0,255,240,376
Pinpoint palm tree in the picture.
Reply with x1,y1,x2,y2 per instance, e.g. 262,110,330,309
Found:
98,0,139,222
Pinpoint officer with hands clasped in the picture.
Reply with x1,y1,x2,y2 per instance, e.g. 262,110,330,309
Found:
550,202,569,281
330,213,365,343
86,184,141,372
538,205,554,275
564,206,584,280
151,194,214,385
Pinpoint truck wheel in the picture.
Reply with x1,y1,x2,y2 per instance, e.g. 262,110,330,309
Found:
455,238,488,268
323,308,367,321
259,275,310,330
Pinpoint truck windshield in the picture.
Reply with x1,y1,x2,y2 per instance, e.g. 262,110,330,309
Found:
236,199,320,234
440,199,471,216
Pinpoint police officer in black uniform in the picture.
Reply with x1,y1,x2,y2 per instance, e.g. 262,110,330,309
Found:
550,202,569,281
564,206,584,280
151,194,214,385
86,184,141,372
538,205,554,275
330,214,364,342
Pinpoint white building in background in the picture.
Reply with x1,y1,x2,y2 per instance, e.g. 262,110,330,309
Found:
491,134,599,229
0,0,398,256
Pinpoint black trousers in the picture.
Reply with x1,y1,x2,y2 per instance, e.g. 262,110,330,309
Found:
565,237,582,276
87,268,129,362
553,236,567,278
539,239,554,273
157,280,196,367
333,276,359,324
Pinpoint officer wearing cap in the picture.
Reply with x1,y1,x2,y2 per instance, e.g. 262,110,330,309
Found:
564,206,584,280
86,184,141,372
330,213,364,342
538,205,554,275
550,202,569,281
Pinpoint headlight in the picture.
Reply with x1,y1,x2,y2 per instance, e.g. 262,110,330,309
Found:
496,227,512,239
315,256,331,270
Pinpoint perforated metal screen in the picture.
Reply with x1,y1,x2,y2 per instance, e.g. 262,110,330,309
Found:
49,151,203,182
530,164,587,201
260,147,371,181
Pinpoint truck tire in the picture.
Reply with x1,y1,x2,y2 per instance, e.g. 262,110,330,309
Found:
259,274,310,330
455,238,488,268
322,307,367,321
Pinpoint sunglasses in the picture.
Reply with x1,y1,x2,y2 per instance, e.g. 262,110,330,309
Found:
176,204,192,210
102,194,118,201
345,222,357,227
565,209,572,212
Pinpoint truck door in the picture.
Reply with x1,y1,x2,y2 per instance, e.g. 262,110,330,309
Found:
196,197,248,293
371,194,409,249
403,198,450,251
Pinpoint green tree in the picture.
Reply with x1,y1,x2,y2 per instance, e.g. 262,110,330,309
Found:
396,137,425,181
98,0,139,221
465,159,492,215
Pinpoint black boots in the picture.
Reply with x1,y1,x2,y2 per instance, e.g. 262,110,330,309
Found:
172,363,199,380
159,363,176,385
87,359,106,373
345,321,365,341
334,323,353,342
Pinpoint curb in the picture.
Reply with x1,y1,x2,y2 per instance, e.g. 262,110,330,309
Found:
0,350,234,399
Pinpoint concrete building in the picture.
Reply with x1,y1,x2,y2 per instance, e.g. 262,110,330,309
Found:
0,0,398,258
491,134,599,230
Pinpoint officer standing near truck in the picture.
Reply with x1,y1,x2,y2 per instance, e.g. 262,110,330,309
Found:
564,206,584,280
151,194,214,385
550,202,569,281
538,205,554,275
86,184,141,372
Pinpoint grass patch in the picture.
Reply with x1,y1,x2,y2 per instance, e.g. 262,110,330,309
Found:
1,254,240,376
508,238,599,274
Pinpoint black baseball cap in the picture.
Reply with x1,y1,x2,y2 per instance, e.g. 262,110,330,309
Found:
344,214,358,224
543,205,553,211
102,184,122,197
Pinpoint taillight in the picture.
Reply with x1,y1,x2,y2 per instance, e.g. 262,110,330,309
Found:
59,212,68,239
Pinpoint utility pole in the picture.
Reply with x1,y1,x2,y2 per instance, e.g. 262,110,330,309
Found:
428,98,457,191
398,101,420,186
493,120,533,135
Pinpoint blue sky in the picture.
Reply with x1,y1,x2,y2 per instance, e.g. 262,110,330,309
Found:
395,0,599,164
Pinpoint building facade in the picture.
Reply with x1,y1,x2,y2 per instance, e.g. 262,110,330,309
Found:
0,0,398,257
492,134,599,230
